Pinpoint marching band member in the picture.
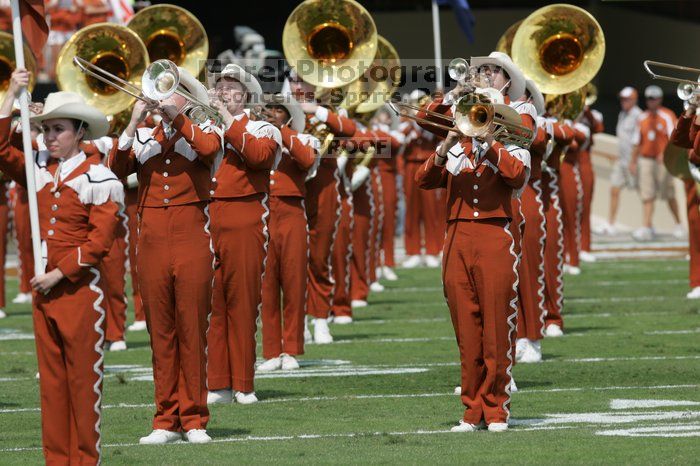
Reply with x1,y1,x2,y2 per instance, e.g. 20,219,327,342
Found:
109,67,220,444
259,94,319,371
288,71,357,343
12,184,34,305
330,138,354,322
417,53,529,432
1,70,123,465
205,64,281,404
401,90,443,269
560,120,588,275
124,176,146,331
578,106,604,262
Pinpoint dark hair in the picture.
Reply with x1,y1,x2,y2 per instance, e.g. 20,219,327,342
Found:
70,119,89,134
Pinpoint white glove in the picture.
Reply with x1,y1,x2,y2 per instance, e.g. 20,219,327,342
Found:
126,173,139,189
350,165,371,192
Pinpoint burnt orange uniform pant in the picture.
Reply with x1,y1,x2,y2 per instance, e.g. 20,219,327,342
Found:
517,180,547,341
579,151,594,253
208,194,267,393
351,179,373,302
542,170,565,329
559,160,582,268
369,168,382,284
332,189,353,317
443,219,518,425
34,264,105,465
403,161,443,256
0,184,8,308
305,163,341,319
379,169,398,267
138,203,212,431
13,185,33,293
261,196,307,359
125,188,144,321
685,180,700,288
101,210,128,342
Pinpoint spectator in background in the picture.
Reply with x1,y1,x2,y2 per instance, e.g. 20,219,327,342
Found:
629,85,684,241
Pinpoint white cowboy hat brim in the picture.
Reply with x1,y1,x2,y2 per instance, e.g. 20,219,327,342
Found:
525,79,545,116
213,64,263,108
31,102,109,140
178,67,210,106
470,52,526,101
267,94,305,133
493,103,523,128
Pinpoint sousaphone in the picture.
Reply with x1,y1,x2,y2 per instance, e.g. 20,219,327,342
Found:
0,31,37,105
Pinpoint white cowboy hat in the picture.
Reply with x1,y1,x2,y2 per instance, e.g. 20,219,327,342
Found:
266,93,305,133
469,51,526,101
525,79,545,115
212,63,263,108
177,67,210,106
30,91,109,140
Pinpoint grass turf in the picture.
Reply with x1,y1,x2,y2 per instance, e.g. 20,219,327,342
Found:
0,258,699,464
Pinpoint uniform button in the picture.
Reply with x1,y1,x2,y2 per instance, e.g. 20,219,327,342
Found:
163,172,168,177
270,170,275,175
48,229,54,235
473,212,479,217
54,192,60,198
50,217,56,224
473,185,479,190
476,172,481,177
51,204,58,211
209,190,215,195
474,199,479,204
270,180,275,185
164,185,170,191
165,159,171,165
212,177,217,182
164,198,170,204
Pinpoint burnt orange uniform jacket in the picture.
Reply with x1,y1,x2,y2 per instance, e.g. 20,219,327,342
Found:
416,132,528,425
261,126,319,358
207,112,280,393
305,107,356,319
110,113,220,432
0,116,123,465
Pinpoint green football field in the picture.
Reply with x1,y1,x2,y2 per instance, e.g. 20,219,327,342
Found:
0,258,699,464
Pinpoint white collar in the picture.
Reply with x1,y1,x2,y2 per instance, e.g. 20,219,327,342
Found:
59,152,86,181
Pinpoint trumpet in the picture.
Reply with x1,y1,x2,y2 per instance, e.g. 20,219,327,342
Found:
74,57,221,125
389,91,534,148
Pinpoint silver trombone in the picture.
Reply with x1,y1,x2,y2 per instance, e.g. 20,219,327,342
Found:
73,57,222,125
643,60,700,102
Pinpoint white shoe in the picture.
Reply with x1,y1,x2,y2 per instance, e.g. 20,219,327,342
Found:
333,316,353,324
579,251,597,263
450,420,485,432
257,357,282,372
402,255,422,268
515,338,528,362
234,391,258,404
687,287,700,299
592,222,610,235
424,255,441,268
304,317,313,343
488,422,509,432
510,378,518,393
381,266,398,281
454,385,461,395
545,324,564,337
519,339,542,363
673,223,687,239
0,309,6,319
632,227,654,242
313,318,333,344
128,320,147,332
369,281,385,292
108,340,127,351
35,371,39,379
207,389,233,404
281,354,300,371
563,264,581,275
12,292,31,304
185,429,211,444
351,300,368,309
139,429,182,445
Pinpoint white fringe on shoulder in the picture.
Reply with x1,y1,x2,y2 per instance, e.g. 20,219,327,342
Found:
65,164,125,207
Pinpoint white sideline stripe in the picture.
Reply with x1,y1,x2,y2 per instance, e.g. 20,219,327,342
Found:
1,384,697,415
597,424,700,438
592,241,688,251
0,425,576,453
386,278,687,293
610,399,700,410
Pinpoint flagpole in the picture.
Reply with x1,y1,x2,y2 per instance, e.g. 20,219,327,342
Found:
10,0,43,277
431,0,443,91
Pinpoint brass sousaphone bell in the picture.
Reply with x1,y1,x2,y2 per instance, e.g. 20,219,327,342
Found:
0,31,37,106
56,23,149,116
283,0,378,89
127,3,208,76
511,4,605,95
